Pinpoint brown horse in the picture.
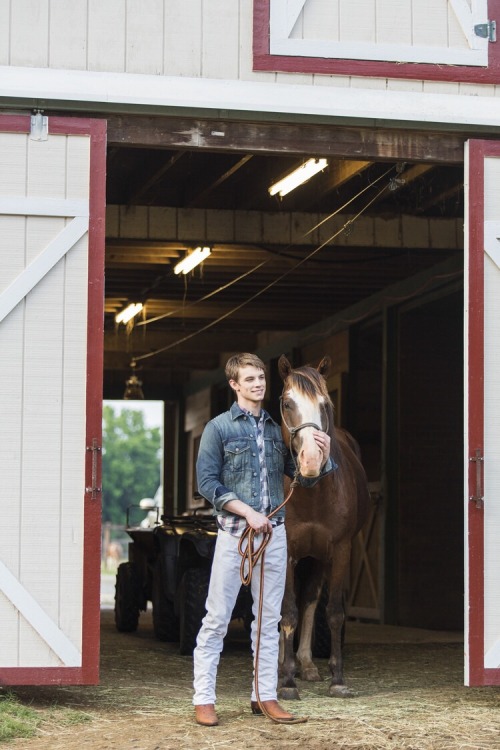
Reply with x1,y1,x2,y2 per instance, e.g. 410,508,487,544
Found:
277,354,371,698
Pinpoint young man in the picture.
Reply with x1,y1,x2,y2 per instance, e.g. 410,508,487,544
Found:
192,353,333,726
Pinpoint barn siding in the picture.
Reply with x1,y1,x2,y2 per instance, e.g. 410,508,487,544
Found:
0,0,498,96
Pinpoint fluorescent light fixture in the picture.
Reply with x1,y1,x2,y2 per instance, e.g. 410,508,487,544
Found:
174,246,211,275
269,158,328,197
115,302,143,325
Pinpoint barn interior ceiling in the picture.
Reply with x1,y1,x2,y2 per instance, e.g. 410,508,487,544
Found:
103,116,465,395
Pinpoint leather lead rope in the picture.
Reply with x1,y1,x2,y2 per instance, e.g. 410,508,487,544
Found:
238,475,308,725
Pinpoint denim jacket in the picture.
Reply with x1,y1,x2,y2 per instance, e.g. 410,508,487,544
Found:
196,401,336,522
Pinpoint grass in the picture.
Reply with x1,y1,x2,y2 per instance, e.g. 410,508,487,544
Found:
0,693,40,743
0,691,92,745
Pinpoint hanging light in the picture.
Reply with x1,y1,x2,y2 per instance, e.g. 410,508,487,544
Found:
174,246,211,275
115,302,143,325
123,361,144,400
268,158,328,198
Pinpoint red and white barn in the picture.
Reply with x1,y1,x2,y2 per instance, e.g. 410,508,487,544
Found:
0,0,499,688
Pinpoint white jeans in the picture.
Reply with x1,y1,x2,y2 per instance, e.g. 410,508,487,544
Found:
192,523,286,705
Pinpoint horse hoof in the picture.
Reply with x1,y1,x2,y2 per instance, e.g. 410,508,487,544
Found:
301,667,321,682
278,687,301,701
328,684,353,698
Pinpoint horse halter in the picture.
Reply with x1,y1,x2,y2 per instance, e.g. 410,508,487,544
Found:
279,394,329,445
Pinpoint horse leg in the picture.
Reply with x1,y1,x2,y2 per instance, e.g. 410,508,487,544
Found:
278,562,300,701
296,564,323,682
326,540,352,697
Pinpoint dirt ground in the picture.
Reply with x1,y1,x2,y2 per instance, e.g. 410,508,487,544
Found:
7,608,500,750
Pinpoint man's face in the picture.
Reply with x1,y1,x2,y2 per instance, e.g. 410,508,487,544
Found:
230,365,266,405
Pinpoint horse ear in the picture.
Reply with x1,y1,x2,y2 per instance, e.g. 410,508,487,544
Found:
317,356,331,378
278,354,292,381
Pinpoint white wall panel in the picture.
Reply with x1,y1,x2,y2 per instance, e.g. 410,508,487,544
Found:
482,156,500,666
0,133,28,194
49,0,88,70
87,0,125,72
340,0,375,43
164,0,202,77
0,223,25,665
301,0,339,42
126,0,164,75
19,251,66,666
10,0,49,67
412,0,449,48
376,0,411,46
58,231,88,645
0,0,10,64
66,135,91,199
201,0,239,79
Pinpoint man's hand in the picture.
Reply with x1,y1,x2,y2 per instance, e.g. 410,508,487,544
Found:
312,429,331,464
223,498,272,533
244,507,273,534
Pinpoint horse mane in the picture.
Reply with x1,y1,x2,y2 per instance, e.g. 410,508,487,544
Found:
286,365,333,410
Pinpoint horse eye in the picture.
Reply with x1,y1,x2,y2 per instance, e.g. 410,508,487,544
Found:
283,400,290,409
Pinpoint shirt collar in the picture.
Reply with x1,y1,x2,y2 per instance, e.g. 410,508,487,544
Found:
230,400,275,424
232,402,266,421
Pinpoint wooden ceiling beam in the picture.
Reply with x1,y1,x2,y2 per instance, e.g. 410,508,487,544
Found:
104,328,259,352
106,114,467,164
187,154,254,208
106,239,186,255
126,151,186,206
416,180,464,214
320,159,372,195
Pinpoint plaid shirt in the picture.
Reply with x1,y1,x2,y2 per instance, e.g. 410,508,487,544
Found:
218,409,270,537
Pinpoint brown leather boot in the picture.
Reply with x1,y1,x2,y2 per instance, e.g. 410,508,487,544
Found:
195,703,219,726
250,700,308,724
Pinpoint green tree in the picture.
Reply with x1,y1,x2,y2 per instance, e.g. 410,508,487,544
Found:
102,405,161,524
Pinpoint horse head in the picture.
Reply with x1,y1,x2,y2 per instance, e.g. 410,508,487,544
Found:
278,354,333,478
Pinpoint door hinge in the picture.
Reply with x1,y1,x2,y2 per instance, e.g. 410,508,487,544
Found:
474,20,496,42
30,110,48,141
469,449,484,509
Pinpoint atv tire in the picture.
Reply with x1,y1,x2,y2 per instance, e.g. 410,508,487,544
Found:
178,567,210,656
152,558,179,642
115,562,141,633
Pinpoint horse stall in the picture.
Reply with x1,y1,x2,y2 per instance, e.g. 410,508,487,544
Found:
2,0,500,702
346,287,465,631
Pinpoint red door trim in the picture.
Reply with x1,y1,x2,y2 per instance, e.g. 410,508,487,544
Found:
254,0,500,83
467,139,500,686
0,116,106,686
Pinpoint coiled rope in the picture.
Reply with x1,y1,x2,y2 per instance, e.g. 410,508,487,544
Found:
237,474,308,725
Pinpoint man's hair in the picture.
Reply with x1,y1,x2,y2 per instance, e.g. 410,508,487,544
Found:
225,353,266,383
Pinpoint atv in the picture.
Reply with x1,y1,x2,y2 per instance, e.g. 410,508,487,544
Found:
114,501,252,654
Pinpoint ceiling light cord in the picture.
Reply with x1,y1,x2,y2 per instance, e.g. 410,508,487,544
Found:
136,167,397,329
137,260,269,326
133,177,393,364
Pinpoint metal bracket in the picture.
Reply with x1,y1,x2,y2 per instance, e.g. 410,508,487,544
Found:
86,438,102,500
474,21,496,42
30,110,48,141
469,449,484,509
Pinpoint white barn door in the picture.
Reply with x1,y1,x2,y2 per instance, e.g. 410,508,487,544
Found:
465,139,500,686
0,114,106,684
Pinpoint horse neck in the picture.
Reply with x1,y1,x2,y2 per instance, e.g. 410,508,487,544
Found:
325,402,341,463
